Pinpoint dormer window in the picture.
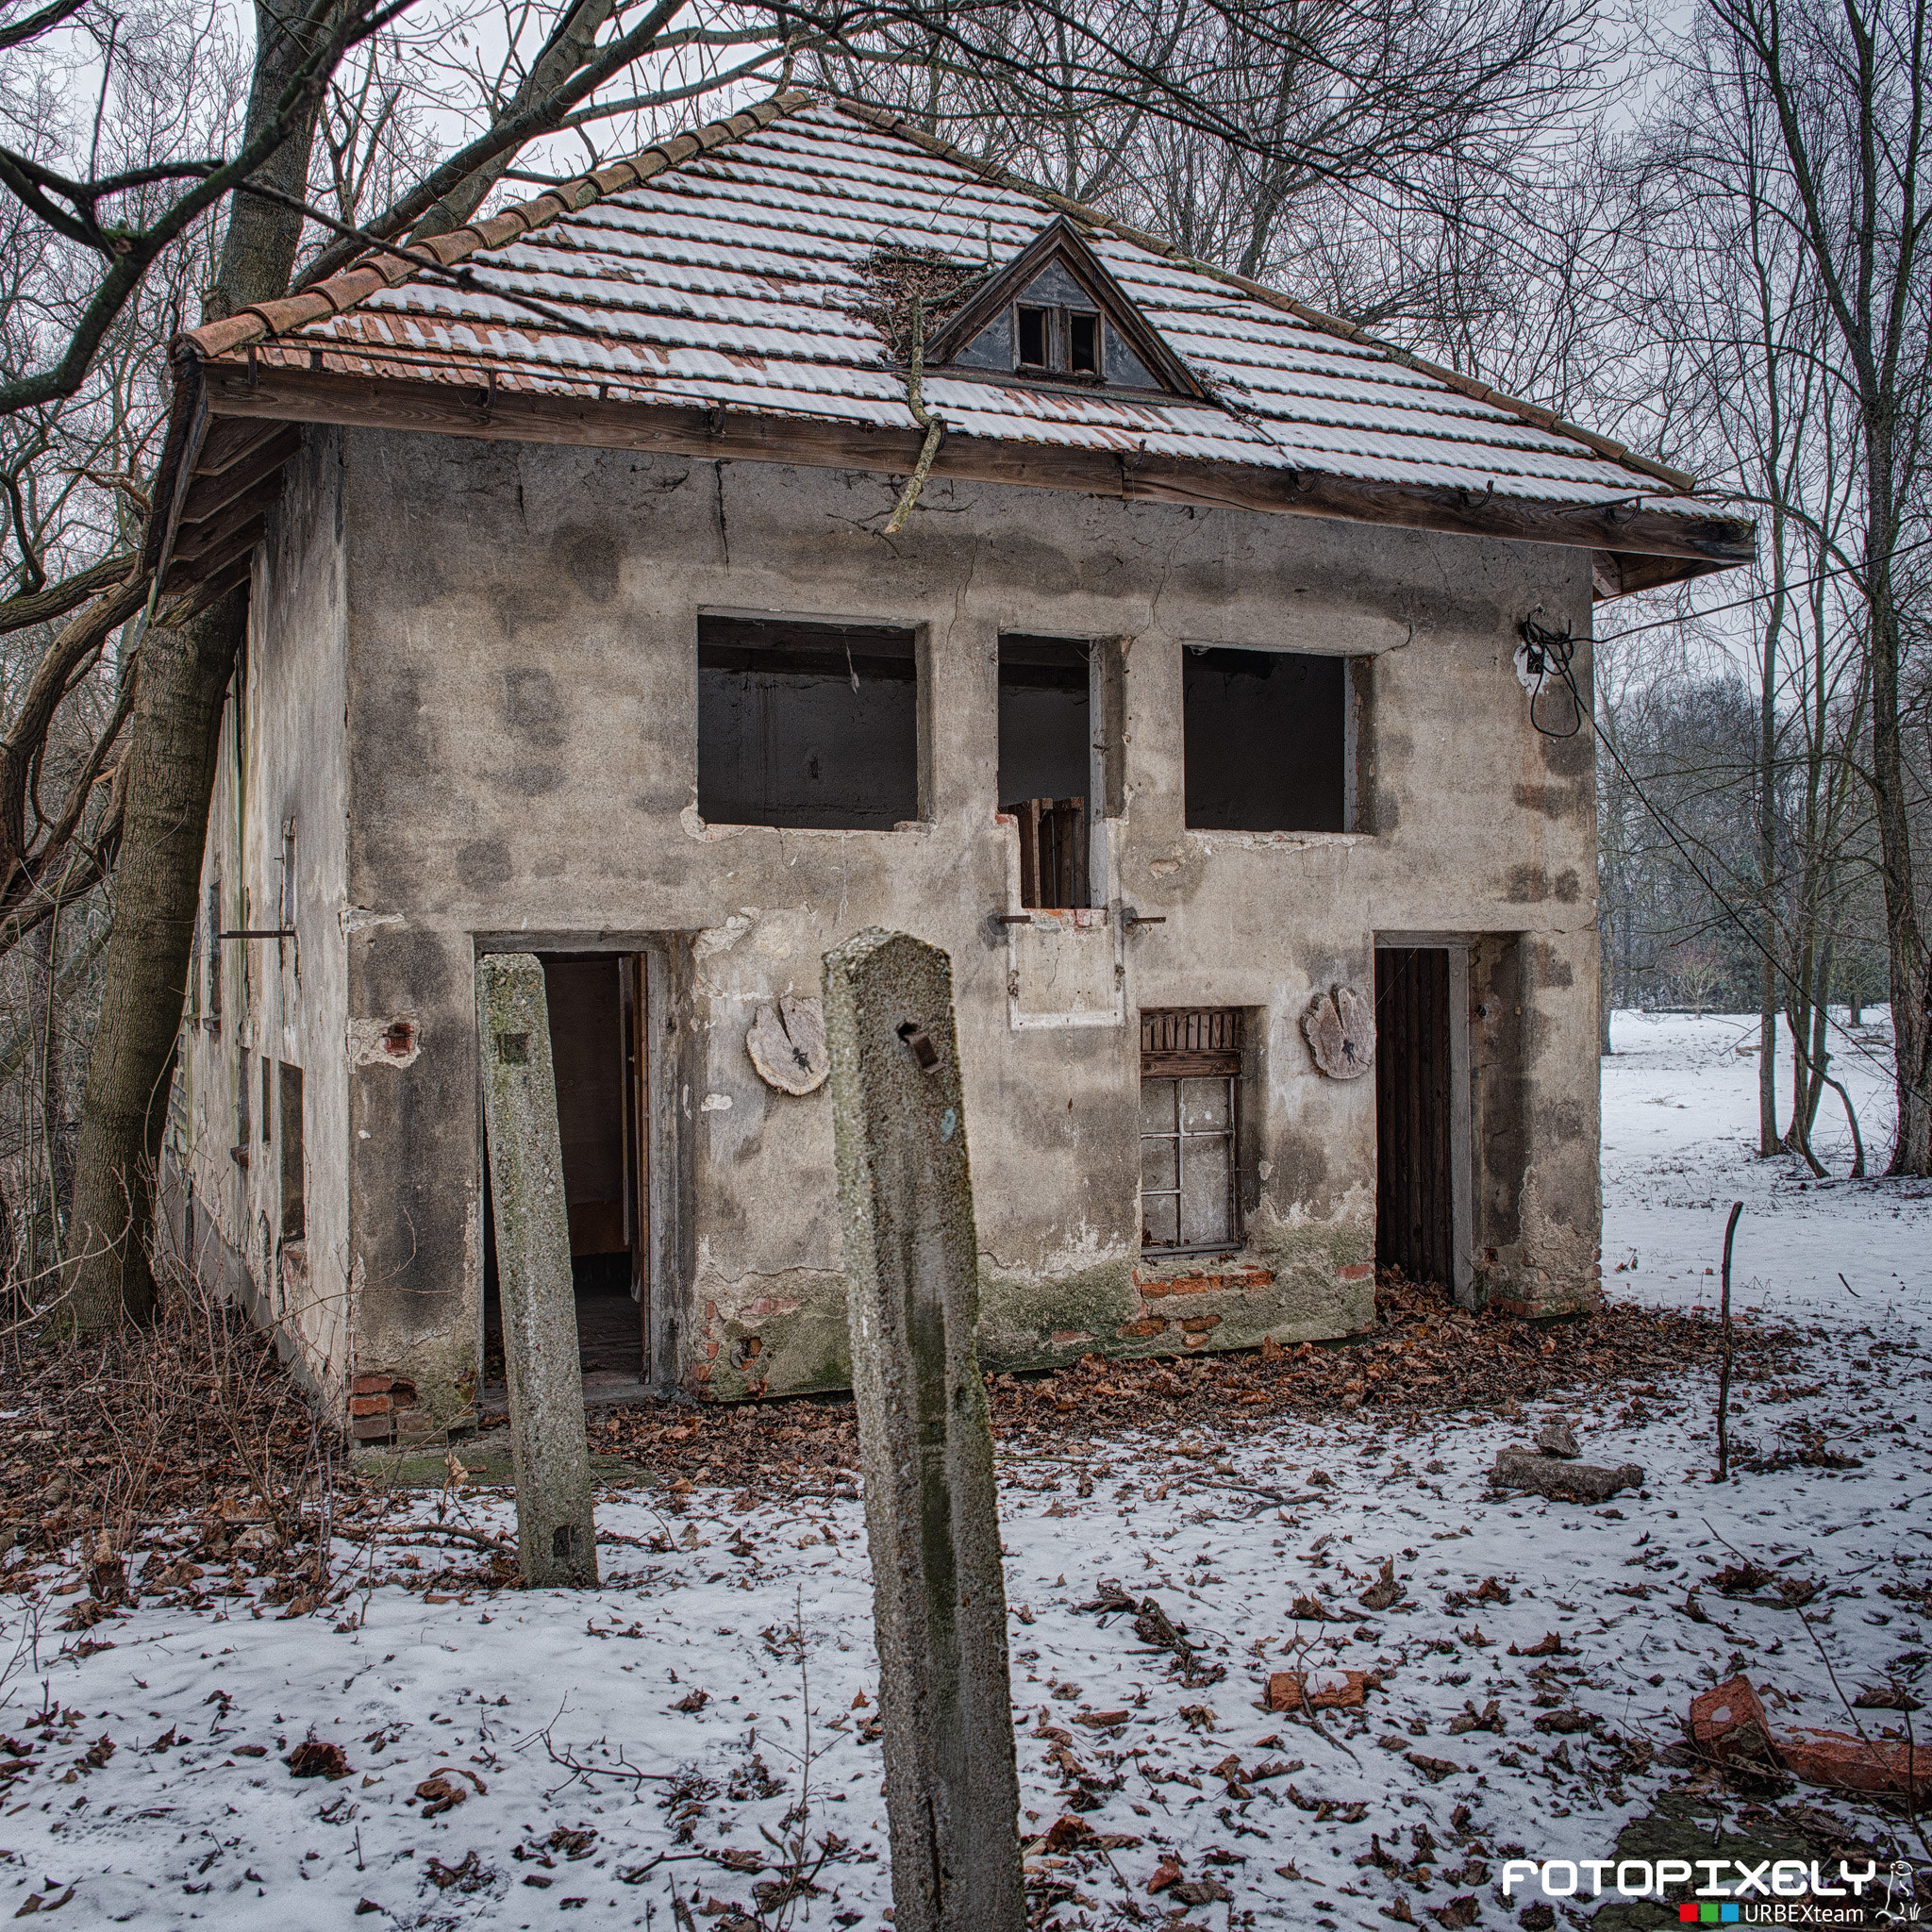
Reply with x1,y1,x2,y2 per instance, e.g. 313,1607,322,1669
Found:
1014,302,1103,379
926,216,1208,402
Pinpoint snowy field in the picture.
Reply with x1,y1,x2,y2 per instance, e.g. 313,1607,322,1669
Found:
3,1013,1928,1929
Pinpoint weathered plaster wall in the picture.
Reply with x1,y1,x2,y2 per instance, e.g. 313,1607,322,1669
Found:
169,428,351,1403
320,430,1601,1417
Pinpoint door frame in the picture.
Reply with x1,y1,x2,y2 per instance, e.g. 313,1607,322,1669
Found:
1374,933,1474,1307
475,935,682,1391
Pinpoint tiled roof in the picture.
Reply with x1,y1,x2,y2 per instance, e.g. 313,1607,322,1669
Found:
176,92,1699,516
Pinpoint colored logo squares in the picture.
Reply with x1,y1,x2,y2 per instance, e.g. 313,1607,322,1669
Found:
1677,1907,1741,1924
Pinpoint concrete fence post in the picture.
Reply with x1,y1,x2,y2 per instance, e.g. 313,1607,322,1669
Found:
821,928,1024,1932
476,953,598,1588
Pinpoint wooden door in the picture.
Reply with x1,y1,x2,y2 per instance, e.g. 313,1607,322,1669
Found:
1375,947,1453,1289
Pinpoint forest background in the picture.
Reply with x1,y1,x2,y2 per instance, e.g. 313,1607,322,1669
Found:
0,0,1925,1325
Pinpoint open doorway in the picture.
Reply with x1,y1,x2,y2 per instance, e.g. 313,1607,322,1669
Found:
483,951,649,1395
1374,942,1472,1301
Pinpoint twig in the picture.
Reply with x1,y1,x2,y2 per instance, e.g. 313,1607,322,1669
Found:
1714,1201,1741,1482
881,297,945,537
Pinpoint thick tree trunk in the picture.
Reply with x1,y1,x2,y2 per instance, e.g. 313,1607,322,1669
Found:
208,1,342,321
60,3,341,1327
63,590,246,1330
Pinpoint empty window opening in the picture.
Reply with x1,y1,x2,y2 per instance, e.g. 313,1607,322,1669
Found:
1017,305,1050,367
1140,1008,1241,1253
1182,646,1350,833
1069,311,1100,375
483,952,649,1391
206,882,222,1023
260,1055,272,1144
1374,947,1454,1290
999,635,1094,908
278,1062,305,1244
236,1047,250,1152
698,616,919,830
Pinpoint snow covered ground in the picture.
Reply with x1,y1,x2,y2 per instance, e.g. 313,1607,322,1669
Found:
4,1015,1928,1930
1602,1007,1925,1325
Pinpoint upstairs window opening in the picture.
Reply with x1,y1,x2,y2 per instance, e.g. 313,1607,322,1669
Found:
1017,305,1050,369
1069,311,1100,375
1182,646,1354,834
697,615,922,831
1000,634,1122,909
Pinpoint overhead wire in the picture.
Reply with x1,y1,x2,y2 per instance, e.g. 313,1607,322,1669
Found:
1520,615,1927,1119
1593,529,1932,647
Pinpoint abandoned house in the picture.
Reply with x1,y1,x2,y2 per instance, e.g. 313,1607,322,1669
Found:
147,92,1754,1446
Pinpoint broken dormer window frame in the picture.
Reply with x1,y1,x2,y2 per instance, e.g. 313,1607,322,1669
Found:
926,216,1207,400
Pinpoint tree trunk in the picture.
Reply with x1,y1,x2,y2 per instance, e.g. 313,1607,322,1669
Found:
208,1,345,321
1869,547,1930,1174
63,589,246,1330
61,1,341,1327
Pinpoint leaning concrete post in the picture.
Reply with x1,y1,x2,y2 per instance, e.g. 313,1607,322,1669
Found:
476,954,598,1588
822,928,1024,1932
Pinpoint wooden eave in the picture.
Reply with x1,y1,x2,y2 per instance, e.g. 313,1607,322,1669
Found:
153,359,1756,597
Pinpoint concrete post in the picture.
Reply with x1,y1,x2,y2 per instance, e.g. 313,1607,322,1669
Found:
476,954,598,1588
821,928,1024,1932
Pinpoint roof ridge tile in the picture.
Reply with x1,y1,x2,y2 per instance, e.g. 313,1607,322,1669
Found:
173,90,815,364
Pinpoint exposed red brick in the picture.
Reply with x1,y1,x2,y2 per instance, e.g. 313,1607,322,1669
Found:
1690,1675,1774,1763
1118,1318,1167,1339
351,1415,391,1441
350,1374,392,1395
1141,1265,1274,1297
349,1394,391,1417
1179,1314,1223,1333
1779,1733,1931,1797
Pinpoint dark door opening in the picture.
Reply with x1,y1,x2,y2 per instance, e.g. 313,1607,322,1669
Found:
483,951,649,1392
1375,946,1454,1290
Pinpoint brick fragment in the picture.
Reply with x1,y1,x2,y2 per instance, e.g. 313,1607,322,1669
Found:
349,1394,391,1417
1179,1314,1223,1333
1118,1319,1167,1339
350,1374,392,1396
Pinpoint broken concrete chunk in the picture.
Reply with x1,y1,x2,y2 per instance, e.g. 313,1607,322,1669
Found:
1534,1417,1580,1459
746,993,829,1095
1489,1449,1642,1502
1301,983,1375,1079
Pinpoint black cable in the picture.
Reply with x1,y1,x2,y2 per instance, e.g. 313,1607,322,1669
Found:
1522,616,1928,1117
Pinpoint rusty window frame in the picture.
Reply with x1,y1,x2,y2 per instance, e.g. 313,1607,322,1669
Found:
1139,1008,1241,1254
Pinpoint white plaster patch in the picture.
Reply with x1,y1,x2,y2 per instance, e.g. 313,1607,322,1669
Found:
341,905,405,935
693,909,759,962
347,1016,422,1068
700,1091,734,1112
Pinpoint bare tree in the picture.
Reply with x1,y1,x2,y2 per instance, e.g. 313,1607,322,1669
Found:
1693,0,1932,1174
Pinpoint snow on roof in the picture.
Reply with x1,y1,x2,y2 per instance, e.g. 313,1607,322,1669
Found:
177,93,1697,515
